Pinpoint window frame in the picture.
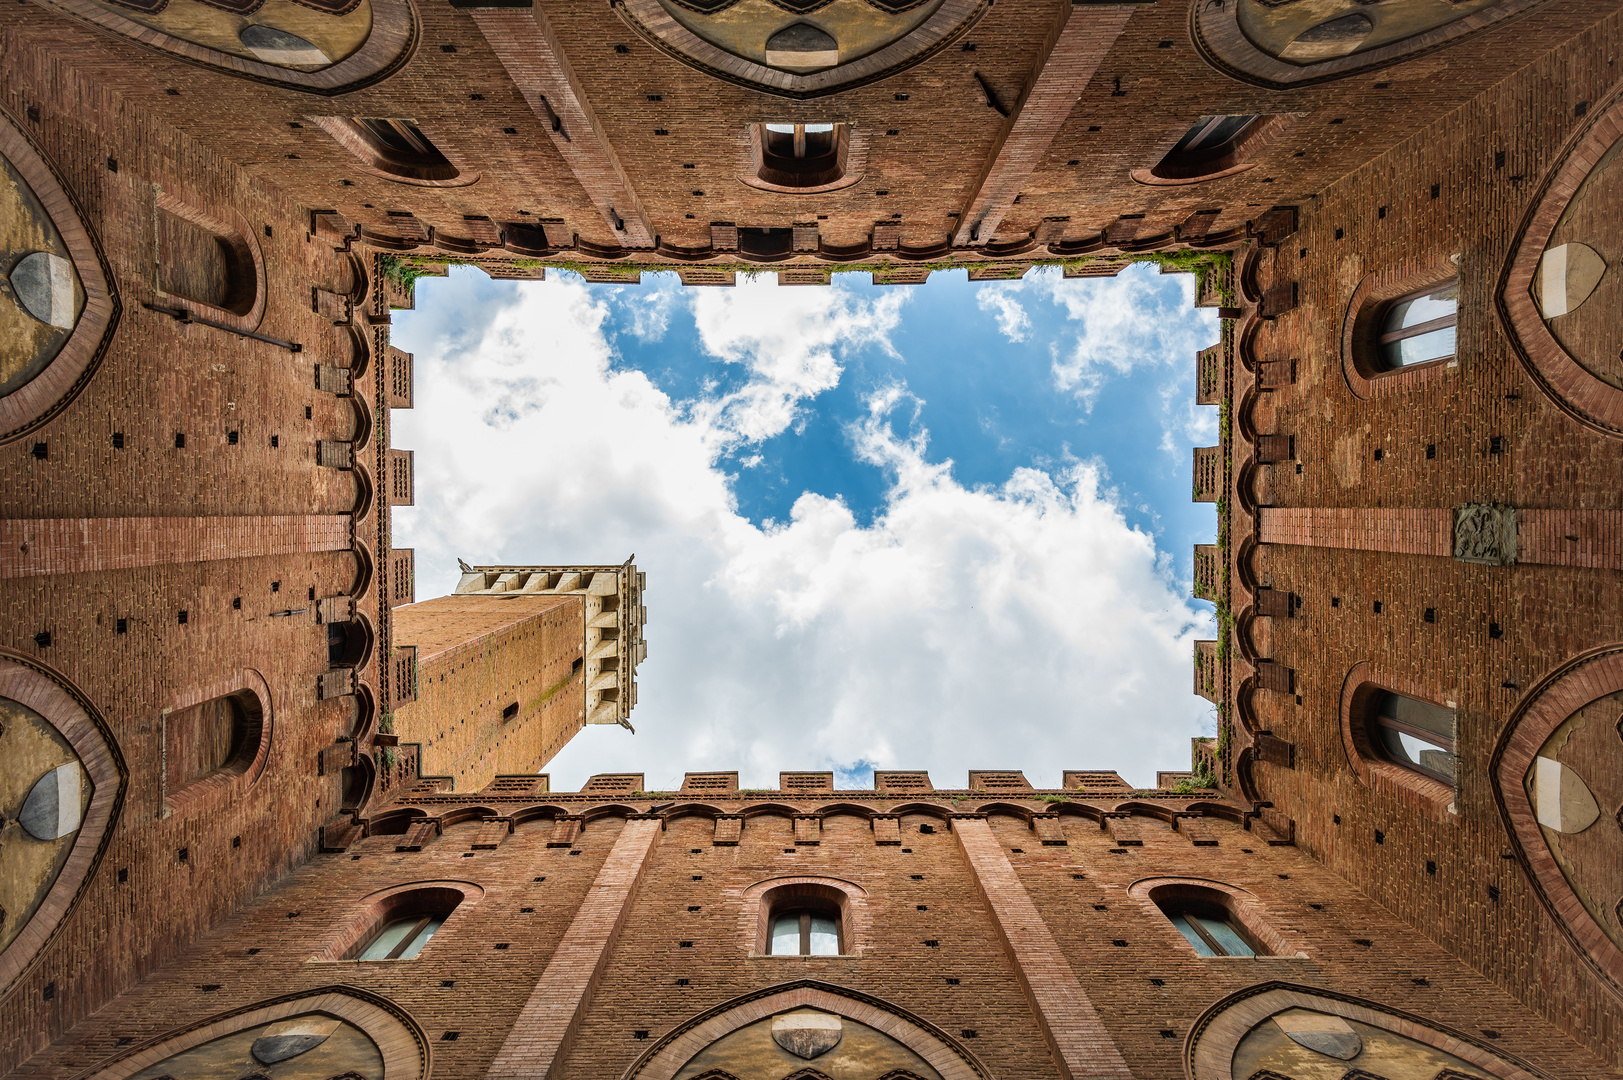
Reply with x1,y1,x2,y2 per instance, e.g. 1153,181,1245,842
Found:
1133,114,1291,185
310,115,477,188
355,913,446,960
1375,279,1459,370
1157,896,1264,958
741,124,864,195
768,905,842,956
750,877,863,958
1366,689,1457,787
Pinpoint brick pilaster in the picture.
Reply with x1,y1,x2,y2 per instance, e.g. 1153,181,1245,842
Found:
0,515,352,578
486,816,662,1079
954,817,1132,1080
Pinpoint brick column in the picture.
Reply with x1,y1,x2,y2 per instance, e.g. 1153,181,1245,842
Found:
1257,508,1451,556
953,4,1141,247
486,816,662,1079
462,1,656,248
1258,507,1623,568
0,516,353,578
953,817,1132,1080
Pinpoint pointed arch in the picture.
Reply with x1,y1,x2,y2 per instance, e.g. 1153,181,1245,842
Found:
619,980,991,1080
0,653,125,992
80,985,428,1080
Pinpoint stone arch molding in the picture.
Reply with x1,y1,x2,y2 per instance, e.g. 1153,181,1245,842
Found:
1127,877,1305,959
622,980,992,1080
613,0,987,99
1191,0,1550,90
1184,983,1552,1080
1498,88,1623,439
38,0,417,94
0,106,119,446
0,653,125,993
1491,644,1623,997
78,986,429,1080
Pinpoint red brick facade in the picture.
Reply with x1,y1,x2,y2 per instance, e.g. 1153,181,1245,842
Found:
2,0,1622,1077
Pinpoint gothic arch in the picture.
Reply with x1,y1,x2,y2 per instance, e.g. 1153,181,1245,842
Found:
740,877,871,957
80,986,428,1080
619,980,991,1080
1128,877,1304,959
0,106,120,445
1491,643,1623,996
38,0,417,95
307,879,485,963
1498,88,1623,439
0,653,124,992
1191,0,1550,90
1184,982,1551,1080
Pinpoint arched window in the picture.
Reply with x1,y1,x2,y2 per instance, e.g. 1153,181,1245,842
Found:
759,124,844,188
1156,894,1262,957
326,616,374,669
769,905,841,956
1146,114,1267,182
1377,280,1458,369
743,124,862,194
338,887,465,961
155,207,258,317
166,690,264,793
314,116,464,184
1367,690,1456,784
758,881,850,956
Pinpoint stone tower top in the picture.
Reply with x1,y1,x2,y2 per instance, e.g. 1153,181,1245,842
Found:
454,558,646,729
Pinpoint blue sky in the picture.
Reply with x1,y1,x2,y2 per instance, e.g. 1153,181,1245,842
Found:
391,263,1218,792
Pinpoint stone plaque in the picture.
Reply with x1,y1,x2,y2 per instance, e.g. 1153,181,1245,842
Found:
1453,503,1516,566
771,1010,842,1060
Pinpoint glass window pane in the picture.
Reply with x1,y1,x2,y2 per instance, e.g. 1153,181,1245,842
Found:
807,916,839,955
1383,326,1456,368
359,919,415,960
1195,915,1254,957
764,123,796,133
1169,914,1217,956
1387,289,1457,331
1385,694,1456,743
397,915,445,959
770,915,801,955
803,124,835,133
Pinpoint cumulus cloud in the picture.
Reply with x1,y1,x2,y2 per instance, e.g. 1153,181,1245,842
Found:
976,286,1031,342
391,270,1214,794
683,274,906,448
1029,265,1216,412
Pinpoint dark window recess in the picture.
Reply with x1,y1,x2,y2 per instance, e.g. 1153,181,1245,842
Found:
1112,939,1129,947
1152,114,1264,180
227,431,239,445
1353,938,1373,947
112,432,124,448
614,44,630,53
177,848,189,863
945,977,960,984
1160,1030,1177,1038
270,435,279,448
1430,184,1440,198
633,1030,650,1040
502,702,519,720
1374,830,1385,844
494,942,510,949
687,905,700,912
1495,151,1506,169
918,905,929,911
231,836,241,848
33,631,50,648
1373,448,1383,460
1373,600,1383,613
678,941,693,948
175,433,186,449
116,619,127,634
439,43,456,52
177,610,188,625
271,581,280,592
1424,608,1435,623
961,1030,977,1039
42,982,55,1000
305,406,313,419
108,157,119,172
1150,978,1165,986
1426,860,1437,875
1489,622,1503,639
30,442,47,460
924,940,939,947
1426,443,1436,459
675,978,690,985
911,874,924,880
441,1032,460,1041
1490,436,1504,454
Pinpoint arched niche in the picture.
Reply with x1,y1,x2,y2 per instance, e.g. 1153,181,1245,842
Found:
39,0,416,94
0,656,123,992
1492,644,1623,995
1185,983,1549,1080
622,980,989,1080
1192,0,1549,90
0,108,119,446
615,0,987,99
1499,92,1623,438
152,192,266,332
161,670,272,816
85,986,428,1080
307,879,484,963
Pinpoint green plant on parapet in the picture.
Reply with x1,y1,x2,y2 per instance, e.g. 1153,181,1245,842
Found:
380,746,399,771
1038,794,1070,804
951,794,971,804
1219,400,1232,444
1171,765,1215,794
377,253,429,292
378,712,395,734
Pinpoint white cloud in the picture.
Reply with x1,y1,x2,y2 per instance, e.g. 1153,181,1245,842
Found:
976,286,1031,342
1030,264,1217,412
391,269,1214,795
683,274,906,449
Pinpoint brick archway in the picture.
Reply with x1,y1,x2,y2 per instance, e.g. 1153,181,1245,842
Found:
0,653,124,993
1491,644,1623,997
0,107,120,446
1498,88,1623,439
620,980,991,1080
1184,982,1551,1080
